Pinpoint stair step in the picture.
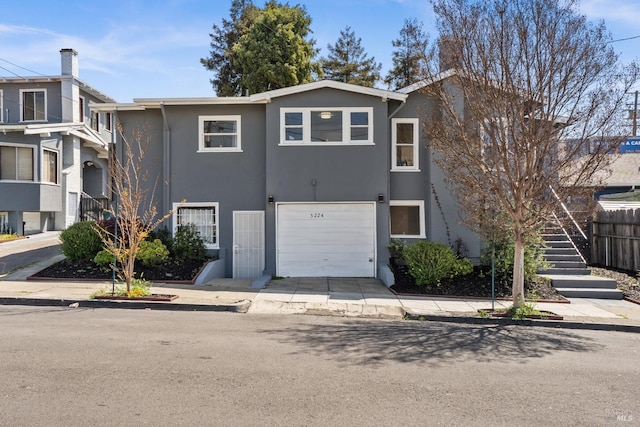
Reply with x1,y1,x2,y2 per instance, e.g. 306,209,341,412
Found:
554,287,624,300
541,234,571,242
545,241,574,249
544,254,584,262
541,275,618,289
539,267,591,275
548,261,586,269
544,248,580,255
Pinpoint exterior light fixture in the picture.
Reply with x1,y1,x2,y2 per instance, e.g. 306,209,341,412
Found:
268,195,275,205
378,194,385,203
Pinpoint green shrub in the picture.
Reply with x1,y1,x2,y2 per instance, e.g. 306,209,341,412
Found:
172,224,206,262
387,238,407,259
480,234,548,282
402,241,474,287
148,226,173,253
137,239,169,267
93,250,114,267
60,221,103,261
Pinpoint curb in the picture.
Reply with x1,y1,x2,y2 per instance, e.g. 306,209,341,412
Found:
403,310,640,333
0,297,251,313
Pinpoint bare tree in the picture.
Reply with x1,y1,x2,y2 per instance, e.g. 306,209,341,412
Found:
423,0,638,306
100,124,181,294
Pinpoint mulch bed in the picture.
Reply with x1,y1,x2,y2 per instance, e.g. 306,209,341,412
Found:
389,259,566,301
30,258,211,283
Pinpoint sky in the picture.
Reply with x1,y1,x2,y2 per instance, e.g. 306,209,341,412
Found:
1,0,639,103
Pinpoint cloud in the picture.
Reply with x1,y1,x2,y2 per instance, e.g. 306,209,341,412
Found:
579,0,640,27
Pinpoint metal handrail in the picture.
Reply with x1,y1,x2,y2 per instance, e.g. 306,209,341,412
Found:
549,186,587,240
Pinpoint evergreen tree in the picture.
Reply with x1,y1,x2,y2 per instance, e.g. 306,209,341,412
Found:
384,18,431,90
321,26,381,87
200,0,258,96
232,1,321,94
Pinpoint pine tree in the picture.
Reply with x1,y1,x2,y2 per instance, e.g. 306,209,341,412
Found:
200,0,258,96
321,26,381,87
232,1,321,94
384,18,431,90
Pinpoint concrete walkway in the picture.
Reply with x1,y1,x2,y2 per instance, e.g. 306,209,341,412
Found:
1,233,640,330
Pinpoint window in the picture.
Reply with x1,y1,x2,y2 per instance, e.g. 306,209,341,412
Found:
198,116,241,152
390,200,425,238
105,112,112,131
91,111,99,131
68,192,78,220
20,89,46,121
78,96,85,123
0,145,34,181
0,212,8,233
42,149,58,184
173,203,219,248
391,118,419,171
280,108,373,145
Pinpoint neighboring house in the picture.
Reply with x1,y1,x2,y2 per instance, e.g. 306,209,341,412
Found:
0,49,114,235
93,78,481,279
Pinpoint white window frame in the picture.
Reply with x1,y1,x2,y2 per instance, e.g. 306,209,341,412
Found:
78,96,85,123
20,89,47,122
389,200,425,238
280,107,374,145
0,89,3,123
41,148,59,185
173,202,219,249
391,118,420,172
0,143,35,181
198,115,242,153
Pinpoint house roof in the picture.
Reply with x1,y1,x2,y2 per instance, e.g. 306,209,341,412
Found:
0,75,115,103
1,122,109,157
603,153,640,186
92,80,407,112
249,80,407,102
397,69,458,94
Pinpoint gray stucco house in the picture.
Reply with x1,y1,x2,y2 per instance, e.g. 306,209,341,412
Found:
93,77,481,279
0,49,114,235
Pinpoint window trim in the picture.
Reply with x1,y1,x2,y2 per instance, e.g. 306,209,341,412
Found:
198,115,242,153
0,89,3,123
280,107,374,145
41,148,59,185
172,202,220,249
391,118,420,172
0,143,35,182
389,200,425,238
20,89,47,122
78,96,85,123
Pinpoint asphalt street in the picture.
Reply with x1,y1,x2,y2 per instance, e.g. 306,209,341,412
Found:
0,233,60,276
0,306,638,426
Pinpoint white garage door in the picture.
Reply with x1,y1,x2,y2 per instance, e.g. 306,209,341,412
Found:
277,203,376,277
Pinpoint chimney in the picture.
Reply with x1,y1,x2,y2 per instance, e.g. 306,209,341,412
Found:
60,48,79,78
437,36,462,72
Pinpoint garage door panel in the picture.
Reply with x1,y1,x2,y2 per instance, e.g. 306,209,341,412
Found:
277,203,376,277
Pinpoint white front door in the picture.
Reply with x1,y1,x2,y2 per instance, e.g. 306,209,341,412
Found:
276,202,376,277
233,211,265,279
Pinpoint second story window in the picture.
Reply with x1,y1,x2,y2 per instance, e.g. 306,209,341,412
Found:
198,115,242,152
0,145,34,181
21,89,46,122
280,108,373,145
391,118,419,171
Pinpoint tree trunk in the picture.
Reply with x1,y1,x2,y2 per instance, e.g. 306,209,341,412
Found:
512,233,526,308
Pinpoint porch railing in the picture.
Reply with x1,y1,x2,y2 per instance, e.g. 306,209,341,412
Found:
80,193,110,222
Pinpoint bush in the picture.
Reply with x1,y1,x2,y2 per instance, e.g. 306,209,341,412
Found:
172,224,206,262
137,239,170,267
60,221,103,261
480,234,548,282
93,250,114,267
148,226,174,253
402,241,473,287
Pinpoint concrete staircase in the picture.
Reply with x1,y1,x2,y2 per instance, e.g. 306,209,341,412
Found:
539,229,623,300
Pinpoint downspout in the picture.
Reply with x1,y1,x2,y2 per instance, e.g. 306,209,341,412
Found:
160,102,171,217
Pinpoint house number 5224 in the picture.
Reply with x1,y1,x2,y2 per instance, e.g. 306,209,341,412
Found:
310,213,324,218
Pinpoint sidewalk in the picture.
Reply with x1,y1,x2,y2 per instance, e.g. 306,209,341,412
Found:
2,235,640,330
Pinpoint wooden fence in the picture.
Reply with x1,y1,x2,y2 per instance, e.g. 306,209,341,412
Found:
591,209,640,272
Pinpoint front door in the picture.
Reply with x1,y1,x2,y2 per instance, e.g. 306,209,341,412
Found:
233,211,265,279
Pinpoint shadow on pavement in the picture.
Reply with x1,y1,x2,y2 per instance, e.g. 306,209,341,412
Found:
260,319,603,367
0,245,61,277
